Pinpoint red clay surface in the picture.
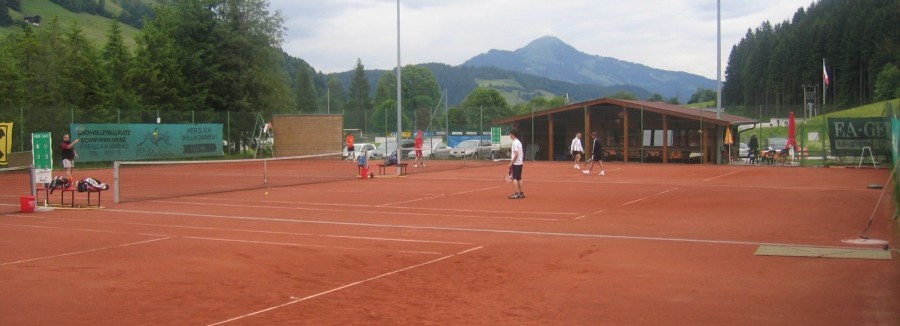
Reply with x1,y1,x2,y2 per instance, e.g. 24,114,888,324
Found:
1,160,898,325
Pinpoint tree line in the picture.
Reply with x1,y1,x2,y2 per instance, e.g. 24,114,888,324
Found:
0,0,538,146
722,0,899,119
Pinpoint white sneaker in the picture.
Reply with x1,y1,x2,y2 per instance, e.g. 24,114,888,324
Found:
422,163,426,167
600,170,606,176
582,170,589,175
414,164,418,168
574,164,580,169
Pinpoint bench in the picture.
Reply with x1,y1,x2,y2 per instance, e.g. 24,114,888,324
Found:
35,187,103,208
377,163,408,176
36,187,76,207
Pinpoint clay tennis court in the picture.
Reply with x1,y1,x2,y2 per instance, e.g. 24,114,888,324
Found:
1,160,898,325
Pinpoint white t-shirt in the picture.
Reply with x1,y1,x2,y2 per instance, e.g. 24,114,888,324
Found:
511,138,524,165
570,137,583,152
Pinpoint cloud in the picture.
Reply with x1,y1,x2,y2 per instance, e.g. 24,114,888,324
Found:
270,0,812,79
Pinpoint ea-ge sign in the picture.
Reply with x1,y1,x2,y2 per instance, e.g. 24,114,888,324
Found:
827,118,891,156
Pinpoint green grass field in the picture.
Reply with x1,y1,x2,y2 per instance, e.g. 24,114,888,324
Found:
1,1,140,47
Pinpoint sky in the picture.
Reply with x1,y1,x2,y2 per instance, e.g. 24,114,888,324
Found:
268,0,814,80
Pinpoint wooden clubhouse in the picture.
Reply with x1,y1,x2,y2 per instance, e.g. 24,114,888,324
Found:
493,98,756,164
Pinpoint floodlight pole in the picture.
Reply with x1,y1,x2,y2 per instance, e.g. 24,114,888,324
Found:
395,0,403,174
716,0,721,120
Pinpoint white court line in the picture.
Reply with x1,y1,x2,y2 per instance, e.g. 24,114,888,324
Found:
573,209,607,220
206,246,484,326
0,223,169,238
183,236,444,255
148,200,561,221
0,237,172,266
704,169,745,182
61,219,473,245
620,188,678,207
3,213,46,219
103,208,828,249
173,196,576,217
379,185,502,206
380,194,446,206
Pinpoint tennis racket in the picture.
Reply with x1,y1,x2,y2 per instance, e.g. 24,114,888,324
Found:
504,166,512,183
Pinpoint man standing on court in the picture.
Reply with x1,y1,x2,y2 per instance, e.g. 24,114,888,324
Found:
508,129,525,199
582,131,606,176
60,133,79,178
570,132,584,170
413,130,426,168
345,132,355,162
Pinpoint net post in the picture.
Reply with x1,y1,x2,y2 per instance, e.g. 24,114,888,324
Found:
114,161,120,203
30,165,36,197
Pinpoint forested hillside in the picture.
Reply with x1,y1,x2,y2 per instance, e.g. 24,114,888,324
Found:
722,0,900,118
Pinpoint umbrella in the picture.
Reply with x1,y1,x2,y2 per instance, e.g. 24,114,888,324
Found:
724,127,734,162
724,127,734,145
787,111,797,162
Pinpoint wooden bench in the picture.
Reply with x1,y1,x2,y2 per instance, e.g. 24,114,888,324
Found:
377,163,408,176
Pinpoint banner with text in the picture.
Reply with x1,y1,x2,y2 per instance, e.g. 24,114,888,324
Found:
0,122,11,165
71,124,223,162
827,118,892,156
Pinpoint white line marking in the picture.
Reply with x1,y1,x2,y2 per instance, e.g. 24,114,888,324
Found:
206,246,484,326
0,237,171,266
379,185,502,206
182,236,444,255
147,200,561,221
704,169,744,182
61,219,473,245
102,208,826,249
0,223,169,237
379,194,445,206
620,188,678,206
179,196,576,216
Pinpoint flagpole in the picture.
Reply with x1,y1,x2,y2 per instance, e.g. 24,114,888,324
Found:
822,58,826,110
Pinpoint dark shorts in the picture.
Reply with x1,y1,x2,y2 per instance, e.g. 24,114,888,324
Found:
571,151,583,157
591,152,603,162
415,150,423,157
348,146,355,151
511,164,523,180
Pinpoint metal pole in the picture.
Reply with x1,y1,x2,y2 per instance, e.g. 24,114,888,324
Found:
716,0,721,119
113,161,120,203
395,0,403,173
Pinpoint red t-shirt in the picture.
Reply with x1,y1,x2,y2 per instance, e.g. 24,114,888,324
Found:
415,135,423,150
346,135,355,147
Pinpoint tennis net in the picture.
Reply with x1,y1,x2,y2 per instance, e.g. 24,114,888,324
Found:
0,166,35,213
114,153,348,203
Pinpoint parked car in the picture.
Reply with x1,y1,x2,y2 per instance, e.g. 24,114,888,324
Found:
370,140,415,159
738,142,749,157
449,139,492,159
343,143,376,160
407,142,452,159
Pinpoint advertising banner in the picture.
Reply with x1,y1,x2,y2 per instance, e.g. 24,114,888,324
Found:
71,124,223,162
0,122,10,165
827,118,891,156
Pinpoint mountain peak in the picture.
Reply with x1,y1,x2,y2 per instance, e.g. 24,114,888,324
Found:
516,36,581,58
462,37,714,98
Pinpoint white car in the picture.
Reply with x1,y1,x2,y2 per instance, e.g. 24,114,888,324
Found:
343,143,376,160
449,139,492,159
407,142,452,159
